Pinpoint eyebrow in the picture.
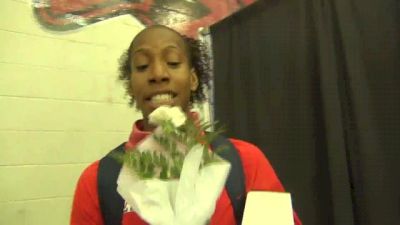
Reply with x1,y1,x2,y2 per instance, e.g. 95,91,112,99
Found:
132,44,181,55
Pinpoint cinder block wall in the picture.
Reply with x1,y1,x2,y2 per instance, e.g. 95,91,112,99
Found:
0,1,145,224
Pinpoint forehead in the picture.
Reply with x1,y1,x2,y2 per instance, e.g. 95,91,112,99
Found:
131,27,187,53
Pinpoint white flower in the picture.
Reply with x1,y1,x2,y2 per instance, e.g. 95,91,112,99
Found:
149,106,187,127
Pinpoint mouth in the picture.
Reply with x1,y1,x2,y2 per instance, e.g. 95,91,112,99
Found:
145,91,177,107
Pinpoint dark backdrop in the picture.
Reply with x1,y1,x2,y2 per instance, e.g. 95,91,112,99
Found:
210,0,400,224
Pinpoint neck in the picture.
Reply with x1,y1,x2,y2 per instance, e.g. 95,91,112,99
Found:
142,118,157,132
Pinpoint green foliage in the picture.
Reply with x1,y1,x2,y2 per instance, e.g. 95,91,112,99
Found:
114,118,225,180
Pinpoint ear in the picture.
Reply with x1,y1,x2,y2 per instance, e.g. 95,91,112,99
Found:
190,68,199,91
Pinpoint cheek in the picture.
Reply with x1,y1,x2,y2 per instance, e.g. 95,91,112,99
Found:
176,73,192,90
179,80,193,101
129,77,142,100
129,79,136,94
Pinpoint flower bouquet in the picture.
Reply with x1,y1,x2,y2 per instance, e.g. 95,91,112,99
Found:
115,106,231,225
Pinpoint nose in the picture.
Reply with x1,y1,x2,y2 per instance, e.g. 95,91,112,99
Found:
148,59,170,84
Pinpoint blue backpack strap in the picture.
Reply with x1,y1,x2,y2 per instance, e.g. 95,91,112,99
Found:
98,137,246,225
98,142,125,225
212,135,247,225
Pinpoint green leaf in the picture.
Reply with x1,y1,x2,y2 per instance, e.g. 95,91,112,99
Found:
115,114,226,179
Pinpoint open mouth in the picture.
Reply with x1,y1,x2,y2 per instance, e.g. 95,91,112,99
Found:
145,92,177,107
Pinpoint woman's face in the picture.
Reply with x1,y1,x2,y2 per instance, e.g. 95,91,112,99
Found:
129,27,199,120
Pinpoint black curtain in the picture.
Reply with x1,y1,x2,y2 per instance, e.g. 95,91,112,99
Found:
210,0,400,224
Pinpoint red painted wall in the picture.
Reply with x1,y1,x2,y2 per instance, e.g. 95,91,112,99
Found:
33,0,256,37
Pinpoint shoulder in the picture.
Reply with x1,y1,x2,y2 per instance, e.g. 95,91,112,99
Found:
228,138,268,165
78,161,100,185
228,138,285,192
71,160,103,224
73,160,100,200
229,138,264,155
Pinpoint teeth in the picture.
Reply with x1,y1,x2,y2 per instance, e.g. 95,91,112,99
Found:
151,94,173,102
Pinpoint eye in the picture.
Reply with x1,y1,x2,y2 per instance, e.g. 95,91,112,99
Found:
135,65,148,72
167,62,181,68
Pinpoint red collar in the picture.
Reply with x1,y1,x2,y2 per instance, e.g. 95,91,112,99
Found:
124,120,151,150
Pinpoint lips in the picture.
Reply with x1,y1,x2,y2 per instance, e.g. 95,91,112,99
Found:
145,91,177,108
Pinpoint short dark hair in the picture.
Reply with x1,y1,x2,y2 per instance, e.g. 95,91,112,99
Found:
118,26,212,106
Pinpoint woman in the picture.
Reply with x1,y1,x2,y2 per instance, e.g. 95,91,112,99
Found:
70,25,302,225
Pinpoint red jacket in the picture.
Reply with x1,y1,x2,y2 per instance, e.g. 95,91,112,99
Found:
71,122,302,225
